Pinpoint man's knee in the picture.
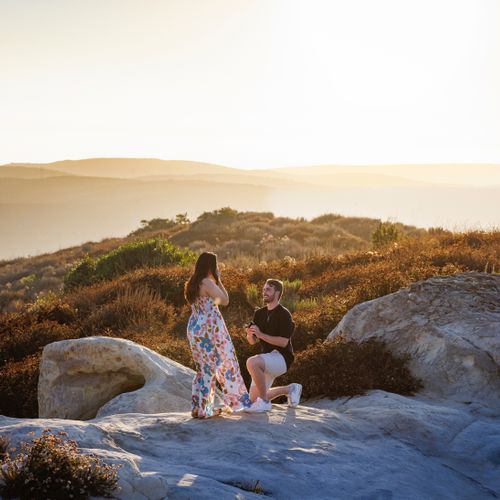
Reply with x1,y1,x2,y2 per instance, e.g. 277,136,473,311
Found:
246,355,264,372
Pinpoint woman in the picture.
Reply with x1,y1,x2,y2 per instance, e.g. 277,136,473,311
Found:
184,252,252,418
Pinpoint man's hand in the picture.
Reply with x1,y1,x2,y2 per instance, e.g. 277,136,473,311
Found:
246,331,256,344
249,324,262,339
245,325,258,345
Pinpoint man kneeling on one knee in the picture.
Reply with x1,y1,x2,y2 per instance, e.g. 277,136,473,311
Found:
244,279,302,413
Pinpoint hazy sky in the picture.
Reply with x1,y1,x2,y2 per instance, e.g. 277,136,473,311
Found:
1,0,499,169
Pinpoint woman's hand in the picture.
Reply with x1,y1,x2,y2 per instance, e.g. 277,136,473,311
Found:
213,267,221,284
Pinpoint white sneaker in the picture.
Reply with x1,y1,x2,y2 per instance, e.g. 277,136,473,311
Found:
288,383,302,407
243,397,272,413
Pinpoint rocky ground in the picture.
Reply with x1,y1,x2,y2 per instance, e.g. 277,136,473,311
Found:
1,391,498,499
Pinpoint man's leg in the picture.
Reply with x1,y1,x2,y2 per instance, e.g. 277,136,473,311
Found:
249,382,260,403
246,355,268,401
266,384,291,401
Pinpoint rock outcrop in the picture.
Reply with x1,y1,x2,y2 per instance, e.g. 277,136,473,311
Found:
2,392,499,499
38,336,195,419
327,272,500,407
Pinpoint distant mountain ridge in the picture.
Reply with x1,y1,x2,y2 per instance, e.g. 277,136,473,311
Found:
1,158,499,260
2,158,499,186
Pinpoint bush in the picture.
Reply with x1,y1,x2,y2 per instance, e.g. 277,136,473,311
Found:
371,221,401,249
80,285,174,336
28,292,78,324
280,279,302,312
281,337,422,399
63,255,96,290
0,436,8,459
0,314,74,366
0,354,40,418
64,239,196,290
0,429,120,499
128,217,177,237
245,283,261,309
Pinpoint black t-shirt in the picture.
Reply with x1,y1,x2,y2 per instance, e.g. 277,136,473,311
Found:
253,304,295,370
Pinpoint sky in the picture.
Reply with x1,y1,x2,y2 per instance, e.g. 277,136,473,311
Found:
1,0,499,169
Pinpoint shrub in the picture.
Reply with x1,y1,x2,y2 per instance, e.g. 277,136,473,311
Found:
63,255,96,290
0,429,120,499
245,284,261,309
0,436,8,459
0,315,74,366
95,238,195,278
64,239,196,290
80,285,174,335
280,279,302,312
28,292,78,324
371,221,401,249
128,217,177,236
19,274,37,286
281,337,422,399
0,354,40,418
295,297,318,311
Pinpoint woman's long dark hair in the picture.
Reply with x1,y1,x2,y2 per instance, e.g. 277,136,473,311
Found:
184,252,218,304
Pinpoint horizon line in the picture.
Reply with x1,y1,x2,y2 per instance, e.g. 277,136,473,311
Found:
2,157,500,171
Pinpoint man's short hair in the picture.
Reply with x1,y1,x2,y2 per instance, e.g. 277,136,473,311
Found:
266,278,284,298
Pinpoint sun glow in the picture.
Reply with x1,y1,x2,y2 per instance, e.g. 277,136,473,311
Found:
1,0,499,168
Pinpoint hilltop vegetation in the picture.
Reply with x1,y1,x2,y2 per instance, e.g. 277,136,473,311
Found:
162,208,424,262
0,209,423,312
0,210,498,417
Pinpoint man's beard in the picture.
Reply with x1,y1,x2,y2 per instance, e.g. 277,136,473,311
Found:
263,294,273,303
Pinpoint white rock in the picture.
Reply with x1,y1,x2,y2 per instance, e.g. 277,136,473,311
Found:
326,272,500,407
38,336,195,420
1,392,499,499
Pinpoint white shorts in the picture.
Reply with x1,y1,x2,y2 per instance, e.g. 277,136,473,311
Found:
249,350,287,392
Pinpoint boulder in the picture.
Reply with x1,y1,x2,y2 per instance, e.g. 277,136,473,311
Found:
327,272,500,406
38,336,195,420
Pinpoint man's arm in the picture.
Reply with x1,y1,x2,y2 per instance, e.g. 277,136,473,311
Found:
250,309,295,347
250,326,289,347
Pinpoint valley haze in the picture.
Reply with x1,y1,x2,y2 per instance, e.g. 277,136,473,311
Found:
1,158,499,261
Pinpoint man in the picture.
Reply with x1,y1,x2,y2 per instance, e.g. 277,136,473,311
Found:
244,279,302,413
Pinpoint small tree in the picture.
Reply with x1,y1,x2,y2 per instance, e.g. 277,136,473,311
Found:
175,213,190,225
371,221,401,249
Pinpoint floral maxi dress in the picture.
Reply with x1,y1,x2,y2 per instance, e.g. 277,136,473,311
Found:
187,295,251,417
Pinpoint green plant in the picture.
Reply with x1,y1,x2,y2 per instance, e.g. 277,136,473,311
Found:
0,429,120,499
280,279,302,312
295,297,318,311
64,239,196,289
245,283,261,308
19,274,37,286
64,255,96,290
28,292,78,324
371,221,401,249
